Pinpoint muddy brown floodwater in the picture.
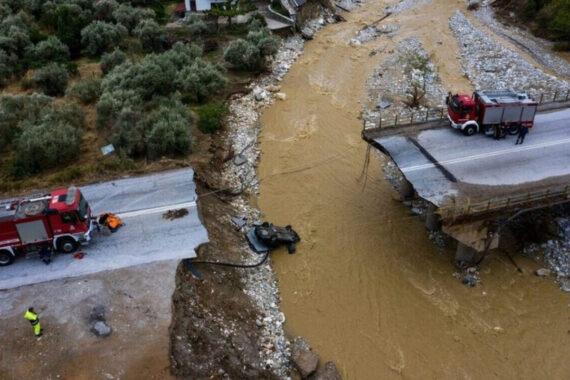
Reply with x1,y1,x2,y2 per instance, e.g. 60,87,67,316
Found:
258,0,570,378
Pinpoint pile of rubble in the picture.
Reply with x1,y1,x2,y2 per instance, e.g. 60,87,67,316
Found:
449,11,568,97
524,217,570,292
363,37,446,129
349,23,399,45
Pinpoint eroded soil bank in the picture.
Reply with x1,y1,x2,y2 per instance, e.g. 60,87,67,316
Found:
258,0,570,378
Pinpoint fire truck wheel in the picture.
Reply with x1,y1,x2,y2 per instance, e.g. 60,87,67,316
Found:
463,125,477,136
507,125,520,135
0,250,15,266
56,237,78,253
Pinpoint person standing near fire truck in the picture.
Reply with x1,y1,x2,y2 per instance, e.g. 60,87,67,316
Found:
516,125,529,145
24,307,42,337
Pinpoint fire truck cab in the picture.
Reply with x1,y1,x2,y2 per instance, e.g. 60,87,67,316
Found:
0,186,93,266
447,90,538,136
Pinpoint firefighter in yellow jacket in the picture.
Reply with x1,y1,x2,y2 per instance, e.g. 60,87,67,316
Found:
24,307,42,337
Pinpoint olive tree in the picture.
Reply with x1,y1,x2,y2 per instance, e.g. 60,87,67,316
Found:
14,120,83,175
224,26,279,71
113,3,155,33
33,62,69,96
144,101,191,159
68,78,102,104
100,48,127,74
81,21,127,56
25,36,70,67
133,19,164,52
176,59,227,102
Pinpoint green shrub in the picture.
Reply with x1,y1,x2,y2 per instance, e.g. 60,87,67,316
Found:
113,3,155,33
33,62,69,96
111,107,146,156
223,26,279,71
196,102,228,133
144,102,191,159
133,18,164,52
0,93,52,149
0,49,18,86
93,0,118,22
81,21,127,56
25,36,70,67
68,78,102,104
51,4,92,57
177,58,227,102
13,120,83,176
100,48,127,74
184,14,209,36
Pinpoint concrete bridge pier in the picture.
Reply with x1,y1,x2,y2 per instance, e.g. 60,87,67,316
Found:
444,221,500,266
425,203,439,231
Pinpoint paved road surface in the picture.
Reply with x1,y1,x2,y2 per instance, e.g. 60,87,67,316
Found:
0,168,208,290
375,108,570,205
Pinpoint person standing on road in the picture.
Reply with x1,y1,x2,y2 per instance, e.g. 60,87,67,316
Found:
38,245,52,265
24,307,42,337
515,125,529,145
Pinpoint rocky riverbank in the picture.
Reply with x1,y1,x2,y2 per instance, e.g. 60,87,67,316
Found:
170,7,344,378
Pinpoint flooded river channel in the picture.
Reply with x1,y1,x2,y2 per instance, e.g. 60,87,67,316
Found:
257,0,569,378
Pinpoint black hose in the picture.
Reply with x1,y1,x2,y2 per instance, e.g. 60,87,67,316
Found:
188,250,270,269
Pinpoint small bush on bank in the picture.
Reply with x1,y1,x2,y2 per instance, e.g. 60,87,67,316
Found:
100,48,127,74
196,102,228,133
68,78,102,104
33,62,69,96
81,21,127,56
184,14,209,36
223,25,279,71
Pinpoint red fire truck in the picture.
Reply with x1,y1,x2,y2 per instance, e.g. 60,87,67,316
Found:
447,90,538,136
0,186,93,266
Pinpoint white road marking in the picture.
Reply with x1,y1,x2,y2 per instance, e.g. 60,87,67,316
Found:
401,136,570,173
116,201,197,219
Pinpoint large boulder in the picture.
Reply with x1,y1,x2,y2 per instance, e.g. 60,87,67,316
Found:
314,361,342,380
291,337,319,378
467,0,480,10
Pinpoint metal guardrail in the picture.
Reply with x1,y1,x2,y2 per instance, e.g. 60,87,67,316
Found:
437,184,570,221
365,90,570,132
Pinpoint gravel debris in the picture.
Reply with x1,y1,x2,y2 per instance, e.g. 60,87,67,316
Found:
449,11,568,97
386,0,431,14
475,5,570,80
523,217,570,291
363,37,447,129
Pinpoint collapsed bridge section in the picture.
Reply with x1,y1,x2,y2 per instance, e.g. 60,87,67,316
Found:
363,107,570,265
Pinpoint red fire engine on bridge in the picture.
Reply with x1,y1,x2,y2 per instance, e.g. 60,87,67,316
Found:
0,186,93,266
447,90,538,136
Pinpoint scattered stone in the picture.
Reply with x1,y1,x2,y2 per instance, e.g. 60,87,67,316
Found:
314,361,342,380
91,320,112,337
561,279,570,293
291,337,319,378
301,27,315,40
377,100,392,109
467,0,480,10
535,268,551,277
266,84,281,92
253,87,269,101
462,273,478,287
274,92,287,101
233,154,248,166
89,305,112,337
